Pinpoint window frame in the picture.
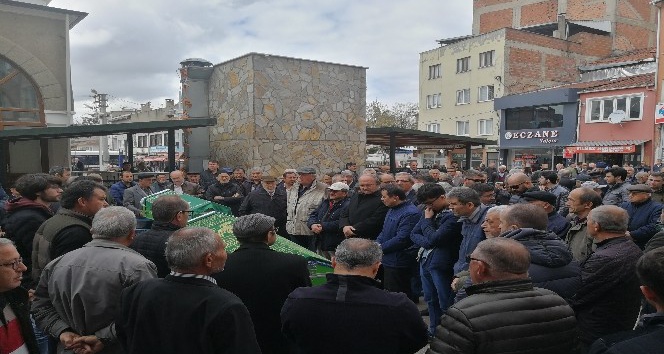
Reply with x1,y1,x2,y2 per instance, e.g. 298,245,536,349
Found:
426,93,442,109
456,89,470,105
478,85,495,102
428,64,441,80
0,56,45,127
479,50,495,68
456,121,470,136
478,119,493,136
456,57,470,73
585,94,644,123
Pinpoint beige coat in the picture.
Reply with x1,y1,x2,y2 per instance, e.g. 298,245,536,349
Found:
286,181,327,236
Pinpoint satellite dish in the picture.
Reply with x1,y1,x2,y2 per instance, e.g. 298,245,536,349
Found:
608,110,626,124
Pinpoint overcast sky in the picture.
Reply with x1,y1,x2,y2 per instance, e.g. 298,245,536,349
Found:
49,0,473,118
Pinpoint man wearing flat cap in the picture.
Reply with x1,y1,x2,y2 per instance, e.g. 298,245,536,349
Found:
522,190,571,239
286,167,327,251
239,175,288,235
123,173,156,218
214,214,310,354
621,184,663,249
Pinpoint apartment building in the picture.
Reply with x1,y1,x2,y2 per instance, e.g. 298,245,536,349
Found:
418,0,656,168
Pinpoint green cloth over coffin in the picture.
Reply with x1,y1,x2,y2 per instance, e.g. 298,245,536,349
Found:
142,191,332,285
142,190,232,218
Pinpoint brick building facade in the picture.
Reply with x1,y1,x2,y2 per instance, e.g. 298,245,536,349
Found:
418,0,657,169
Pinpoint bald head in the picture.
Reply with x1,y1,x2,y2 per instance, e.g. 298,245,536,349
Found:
506,172,532,195
471,238,530,283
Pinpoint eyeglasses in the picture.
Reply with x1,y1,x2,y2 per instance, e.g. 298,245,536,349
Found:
466,178,485,183
0,257,24,270
179,210,193,214
508,181,526,190
270,227,280,235
466,254,490,268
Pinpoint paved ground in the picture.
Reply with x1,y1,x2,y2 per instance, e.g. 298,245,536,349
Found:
416,298,430,354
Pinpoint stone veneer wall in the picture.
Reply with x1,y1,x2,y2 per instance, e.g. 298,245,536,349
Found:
208,53,366,177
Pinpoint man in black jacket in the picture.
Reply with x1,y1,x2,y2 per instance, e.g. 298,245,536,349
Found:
281,238,427,354
339,175,388,240
428,237,578,354
239,176,287,234
307,182,351,259
205,170,244,216
117,227,260,354
569,205,643,350
3,173,61,288
589,247,664,353
0,239,39,354
198,160,220,192
214,213,310,354
130,195,189,277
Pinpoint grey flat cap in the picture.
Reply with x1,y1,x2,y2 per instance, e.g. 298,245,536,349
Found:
232,213,276,239
297,167,316,174
626,184,652,193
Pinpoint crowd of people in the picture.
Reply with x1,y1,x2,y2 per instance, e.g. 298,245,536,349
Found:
0,158,663,353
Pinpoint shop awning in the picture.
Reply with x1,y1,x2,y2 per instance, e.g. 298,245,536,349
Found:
565,140,648,154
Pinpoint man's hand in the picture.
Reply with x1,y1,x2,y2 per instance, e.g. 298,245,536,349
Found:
72,336,105,354
60,331,80,349
424,207,435,219
214,196,224,201
311,224,323,234
342,226,356,238
451,278,460,291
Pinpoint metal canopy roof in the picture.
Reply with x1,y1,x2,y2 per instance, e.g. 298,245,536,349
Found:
366,127,496,172
366,127,496,147
0,118,216,141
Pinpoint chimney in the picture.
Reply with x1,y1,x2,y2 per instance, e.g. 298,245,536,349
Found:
557,13,567,40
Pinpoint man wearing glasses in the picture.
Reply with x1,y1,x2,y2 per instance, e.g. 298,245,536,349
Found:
428,238,578,354
505,172,536,204
0,238,38,353
395,172,418,205
131,195,191,277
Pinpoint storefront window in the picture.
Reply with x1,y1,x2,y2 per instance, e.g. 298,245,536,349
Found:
0,57,43,126
505,104,564,130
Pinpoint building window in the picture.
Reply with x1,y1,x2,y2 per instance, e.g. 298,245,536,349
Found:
428,64,441,79
0,56,44,127
456,89,470,105
427,123,440,133
456,57,470,73
505,104,564,130
456,121,470,136
586,95,643,122
478,85,494,102
479,50,495,68
426,93,442,109
478,119,493,136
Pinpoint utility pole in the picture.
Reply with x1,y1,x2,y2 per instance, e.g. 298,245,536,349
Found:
92,90,110,171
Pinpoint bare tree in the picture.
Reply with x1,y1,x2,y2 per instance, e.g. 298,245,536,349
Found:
366,100,418,129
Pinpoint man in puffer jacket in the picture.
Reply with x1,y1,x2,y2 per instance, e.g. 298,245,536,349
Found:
499,203,581,299
427,237,579,354
456,203,581,302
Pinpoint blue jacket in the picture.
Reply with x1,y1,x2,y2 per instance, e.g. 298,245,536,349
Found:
376,201,421,268
621,199,663,249
109,181,135,206
453,204,489,274
307,197,351,251
410,210,462,270
548,211,571,239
